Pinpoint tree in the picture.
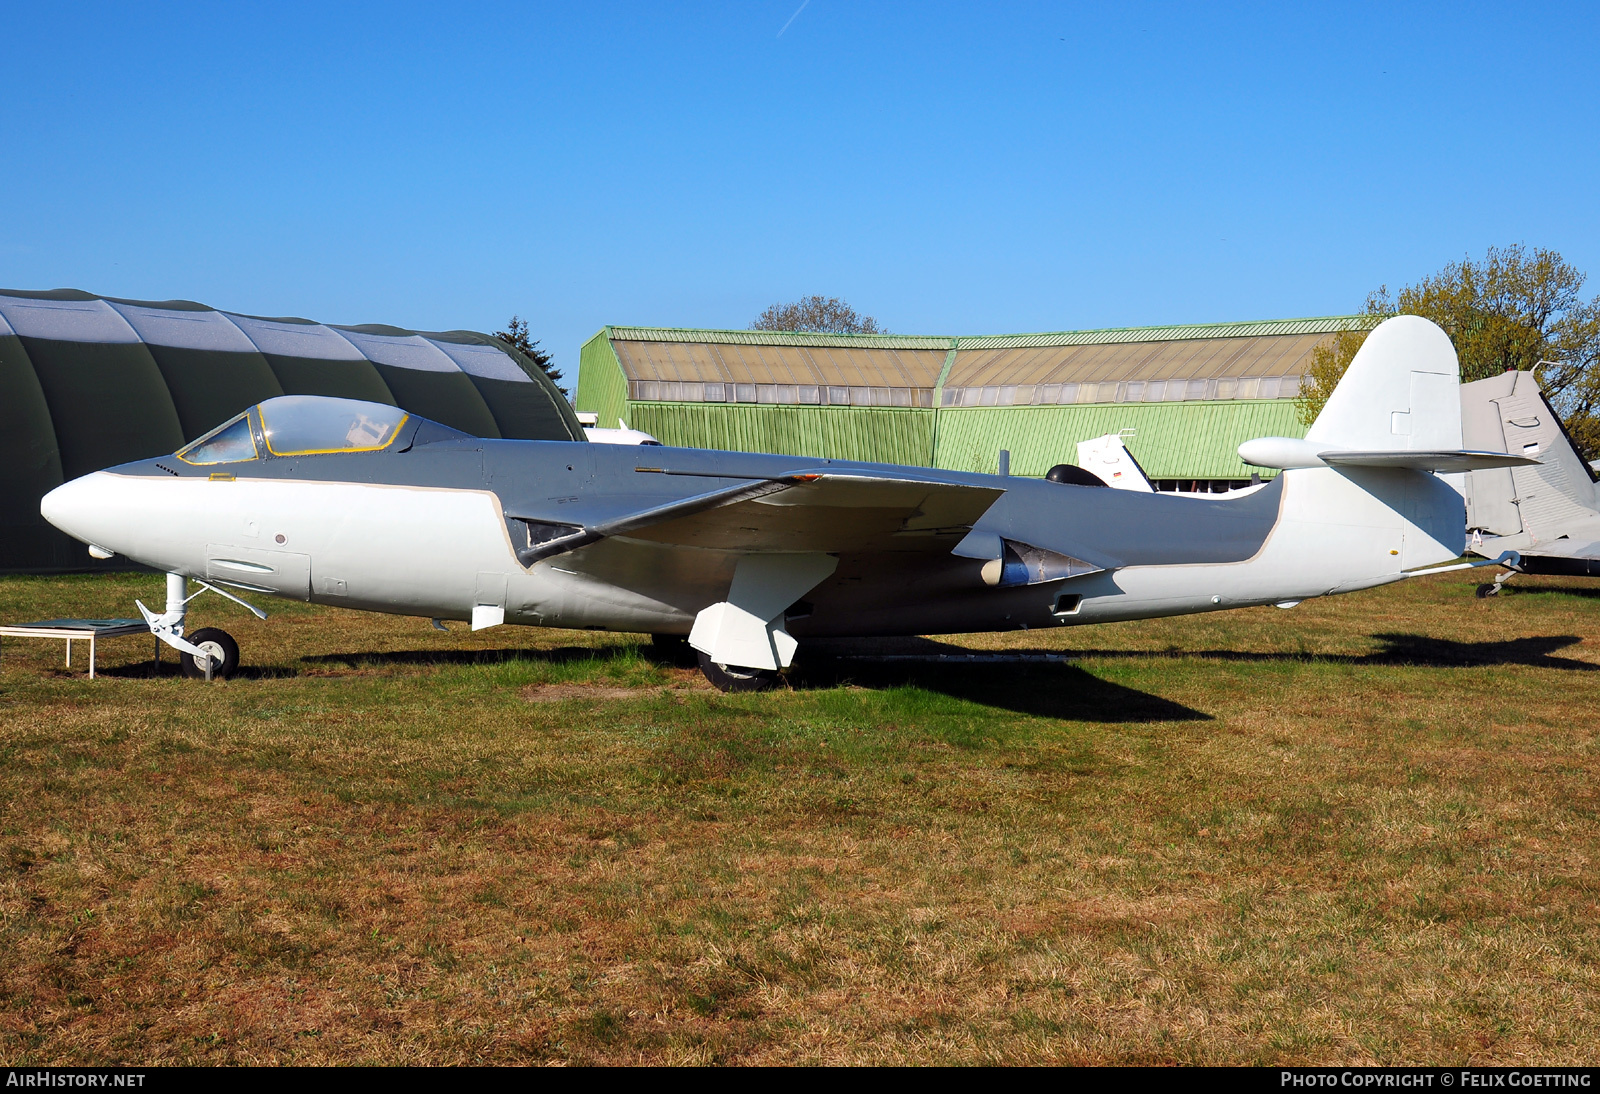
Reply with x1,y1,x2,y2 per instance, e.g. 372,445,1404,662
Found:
751,295,884,334
493,315,566,395
1296,245,1600,456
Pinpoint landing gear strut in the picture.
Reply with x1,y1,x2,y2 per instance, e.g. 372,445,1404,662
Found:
138,572,262,680
696,650,781,693
1476,569,1517,598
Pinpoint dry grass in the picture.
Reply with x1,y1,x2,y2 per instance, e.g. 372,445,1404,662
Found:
0,569,1597,1064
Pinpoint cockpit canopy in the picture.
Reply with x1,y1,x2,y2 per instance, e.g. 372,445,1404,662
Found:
176,396,444,465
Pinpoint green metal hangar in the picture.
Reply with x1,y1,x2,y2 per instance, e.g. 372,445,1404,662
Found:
576,315,1366,487
0,288,581,572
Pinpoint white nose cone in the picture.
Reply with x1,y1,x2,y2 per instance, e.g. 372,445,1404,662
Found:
41,473,117,549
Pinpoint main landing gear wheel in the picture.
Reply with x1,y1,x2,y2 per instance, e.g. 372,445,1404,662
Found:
696,650,781,693
180,627,240,680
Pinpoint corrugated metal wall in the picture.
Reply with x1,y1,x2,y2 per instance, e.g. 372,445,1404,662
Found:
933,400,1307,479
578,324,1331,479
613,338,950,388
621,398,1306,477
944,333,1331,389
625,403,936,465
577,332,630,430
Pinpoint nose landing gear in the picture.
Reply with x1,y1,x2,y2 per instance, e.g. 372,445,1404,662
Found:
139,573,262,681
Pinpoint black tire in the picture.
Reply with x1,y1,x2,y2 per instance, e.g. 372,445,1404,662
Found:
1475,583,1498,599
696,650,781,693
180,627,240,679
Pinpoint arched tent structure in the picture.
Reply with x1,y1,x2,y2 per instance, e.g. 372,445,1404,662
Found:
0,288,582,572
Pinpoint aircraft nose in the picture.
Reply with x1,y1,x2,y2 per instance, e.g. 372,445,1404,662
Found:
40,472,118,550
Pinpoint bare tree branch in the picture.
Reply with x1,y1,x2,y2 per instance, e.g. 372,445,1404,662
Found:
751,296,884,335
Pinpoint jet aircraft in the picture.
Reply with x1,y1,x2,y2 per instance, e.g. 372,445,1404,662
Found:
41,316,1534,690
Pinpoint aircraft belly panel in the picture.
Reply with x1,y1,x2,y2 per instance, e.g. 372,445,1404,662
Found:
1518,554,1600,576
513,563,698,631
789,552,1037,636
555,537,740,616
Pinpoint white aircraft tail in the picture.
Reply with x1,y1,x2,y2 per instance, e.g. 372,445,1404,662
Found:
1305,315,1463,451
1237,316,1533,474
1232,315,1482,581
1236,317,1540,573
1076,431,1154,492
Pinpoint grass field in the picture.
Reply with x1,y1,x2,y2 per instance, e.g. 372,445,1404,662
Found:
1,568,1597,1065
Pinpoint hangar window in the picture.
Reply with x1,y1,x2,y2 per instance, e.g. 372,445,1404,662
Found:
177,414,258,465
257,395,409,456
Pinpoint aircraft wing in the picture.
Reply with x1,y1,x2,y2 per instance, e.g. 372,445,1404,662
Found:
511,472,1006,563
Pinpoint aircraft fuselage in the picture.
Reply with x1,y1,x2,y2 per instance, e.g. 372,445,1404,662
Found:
44,427,1459,641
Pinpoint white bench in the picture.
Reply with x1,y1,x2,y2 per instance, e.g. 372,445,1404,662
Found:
0,619,151,679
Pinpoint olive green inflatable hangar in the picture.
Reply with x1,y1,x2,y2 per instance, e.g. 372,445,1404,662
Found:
0,288,583,573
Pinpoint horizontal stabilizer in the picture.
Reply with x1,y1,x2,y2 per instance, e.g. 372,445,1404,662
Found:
1240,436,1539,473
1319,450,1541,472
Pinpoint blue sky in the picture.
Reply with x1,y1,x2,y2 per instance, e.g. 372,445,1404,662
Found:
3,2,1597,374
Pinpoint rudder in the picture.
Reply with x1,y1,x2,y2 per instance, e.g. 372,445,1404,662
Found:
1306,315,1462,451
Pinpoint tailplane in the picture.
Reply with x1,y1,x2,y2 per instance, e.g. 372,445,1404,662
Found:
1239,316,1538,473
1237,314,1526,576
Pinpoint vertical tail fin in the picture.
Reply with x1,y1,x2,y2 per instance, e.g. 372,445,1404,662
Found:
1293,315,1466,572
1075,433,1154,492
1306,315,1463,451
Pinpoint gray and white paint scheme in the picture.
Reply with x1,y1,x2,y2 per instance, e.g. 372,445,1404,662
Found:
40,316,1534,688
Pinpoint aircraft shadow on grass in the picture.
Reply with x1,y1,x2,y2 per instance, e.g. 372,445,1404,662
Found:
295,642,1208,723
303,645,638,670
1508,585,1600,601
790,656,1211,723
105,661,301,680
1051,632,1597,672
102,644,628,680
113,631,1585,717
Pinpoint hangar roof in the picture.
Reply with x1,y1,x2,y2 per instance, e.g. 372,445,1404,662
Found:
599,315,1370,409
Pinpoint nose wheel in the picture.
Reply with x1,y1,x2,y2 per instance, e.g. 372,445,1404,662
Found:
179,627,240,680
140,574,262,681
